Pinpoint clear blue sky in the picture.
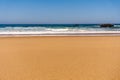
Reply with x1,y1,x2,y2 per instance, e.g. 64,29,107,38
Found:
0,0,120,24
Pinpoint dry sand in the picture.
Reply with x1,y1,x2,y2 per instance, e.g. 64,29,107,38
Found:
0,36,120,80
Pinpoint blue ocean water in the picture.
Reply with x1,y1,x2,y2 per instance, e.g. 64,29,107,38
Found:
0,24,120,35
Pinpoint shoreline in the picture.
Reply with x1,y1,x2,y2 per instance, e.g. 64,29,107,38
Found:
1,33,120,37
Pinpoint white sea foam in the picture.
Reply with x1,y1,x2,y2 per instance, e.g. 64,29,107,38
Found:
0,26,120,36
0,31,120,35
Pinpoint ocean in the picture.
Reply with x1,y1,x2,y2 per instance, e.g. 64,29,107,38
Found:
0,24,120,36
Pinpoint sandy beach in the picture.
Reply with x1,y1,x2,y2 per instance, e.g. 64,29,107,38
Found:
0,36,120,80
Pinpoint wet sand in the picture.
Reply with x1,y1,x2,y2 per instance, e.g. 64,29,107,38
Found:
0,36,120,80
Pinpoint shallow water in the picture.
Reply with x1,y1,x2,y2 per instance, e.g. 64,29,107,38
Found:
0,24,120,35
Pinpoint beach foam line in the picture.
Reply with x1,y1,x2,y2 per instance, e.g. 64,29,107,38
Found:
0,31,120,37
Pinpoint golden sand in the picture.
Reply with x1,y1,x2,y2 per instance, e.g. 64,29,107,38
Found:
0,36,120,80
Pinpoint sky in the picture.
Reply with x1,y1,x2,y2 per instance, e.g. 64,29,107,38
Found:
0,0,120,24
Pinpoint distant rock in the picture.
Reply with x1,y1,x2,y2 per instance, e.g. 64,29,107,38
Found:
73,24,79,27
100,24,114,28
